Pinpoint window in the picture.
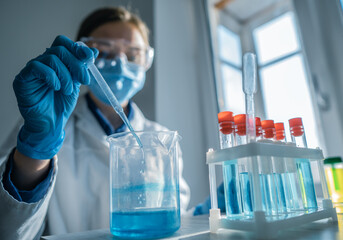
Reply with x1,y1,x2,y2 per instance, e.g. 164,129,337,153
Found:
217,25,245,114
253,12,319,148
254,13,300,65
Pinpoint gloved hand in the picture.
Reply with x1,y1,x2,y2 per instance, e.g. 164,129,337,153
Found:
13,35,98,159
193,182,226,216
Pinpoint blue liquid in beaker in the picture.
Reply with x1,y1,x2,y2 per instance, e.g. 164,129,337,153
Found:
240,172,253,214
110,208,180,239
223,162,242,215
297,159,317,209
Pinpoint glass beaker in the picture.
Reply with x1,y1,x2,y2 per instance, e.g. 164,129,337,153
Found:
107,131,181,239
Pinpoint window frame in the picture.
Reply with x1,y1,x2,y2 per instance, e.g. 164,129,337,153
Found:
236,1,297,118
215,0,295,117
217,25,242,70
215,10,244,112
214,0,323,147
244,0,322,148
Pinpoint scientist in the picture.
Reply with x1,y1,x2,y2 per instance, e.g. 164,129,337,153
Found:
0,7,190,240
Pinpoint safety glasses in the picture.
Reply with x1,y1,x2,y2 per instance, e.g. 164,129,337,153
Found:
81,37,154,70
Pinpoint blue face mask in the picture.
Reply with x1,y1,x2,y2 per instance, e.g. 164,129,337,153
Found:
88,58,146,105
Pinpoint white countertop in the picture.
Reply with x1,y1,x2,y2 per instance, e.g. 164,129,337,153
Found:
42,213,343,240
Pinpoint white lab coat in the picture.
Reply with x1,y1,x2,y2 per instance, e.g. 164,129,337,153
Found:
0,94,190,240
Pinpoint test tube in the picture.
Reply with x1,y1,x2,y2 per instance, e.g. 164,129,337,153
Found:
275,123,301,211
218,112,242,216
289,118,317,209
233,114,253,215
260,120,279,214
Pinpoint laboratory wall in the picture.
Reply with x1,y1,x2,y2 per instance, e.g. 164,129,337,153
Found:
0,0,155,144
154,0,220,208
294,0,343,158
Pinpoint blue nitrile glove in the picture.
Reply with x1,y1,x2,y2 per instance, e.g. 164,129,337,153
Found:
193,182,226,216
13,35,98,159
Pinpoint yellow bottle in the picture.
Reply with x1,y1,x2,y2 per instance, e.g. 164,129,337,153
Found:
324,157,343,213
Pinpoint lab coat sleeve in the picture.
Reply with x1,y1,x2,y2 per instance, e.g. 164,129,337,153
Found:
3,152,55,203
0,120,58,240
177,142,190,214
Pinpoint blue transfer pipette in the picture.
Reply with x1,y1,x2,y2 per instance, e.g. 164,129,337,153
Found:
243,53,257,143
76,42,143,148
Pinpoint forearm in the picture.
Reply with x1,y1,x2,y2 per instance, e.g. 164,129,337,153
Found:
12,149,51,190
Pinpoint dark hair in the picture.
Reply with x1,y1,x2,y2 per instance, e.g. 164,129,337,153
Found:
76,7,149,45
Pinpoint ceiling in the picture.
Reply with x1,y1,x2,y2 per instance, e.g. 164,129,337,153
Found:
224,0,282,22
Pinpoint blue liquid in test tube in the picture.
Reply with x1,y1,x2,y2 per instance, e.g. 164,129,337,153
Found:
240,172,253,214
260,174,276,214
258,152,278,214
272,155,287,213
297,159,317,209
274,173,287,212
283,155,301,210
282,172,301,210
223,162,242,215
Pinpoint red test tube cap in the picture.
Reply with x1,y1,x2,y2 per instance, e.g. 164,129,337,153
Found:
261,120,275,129
289,117,304,137
275,122,285,131
255,117,261,127
234,114,246,124
234,114,246,136
218,111,234,135
262,120,275,139
289,117,303,127
275,122,285,140
218,111,233,123
255,117,262,137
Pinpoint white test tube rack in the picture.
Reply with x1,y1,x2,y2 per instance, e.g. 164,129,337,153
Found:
207,142,338,239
